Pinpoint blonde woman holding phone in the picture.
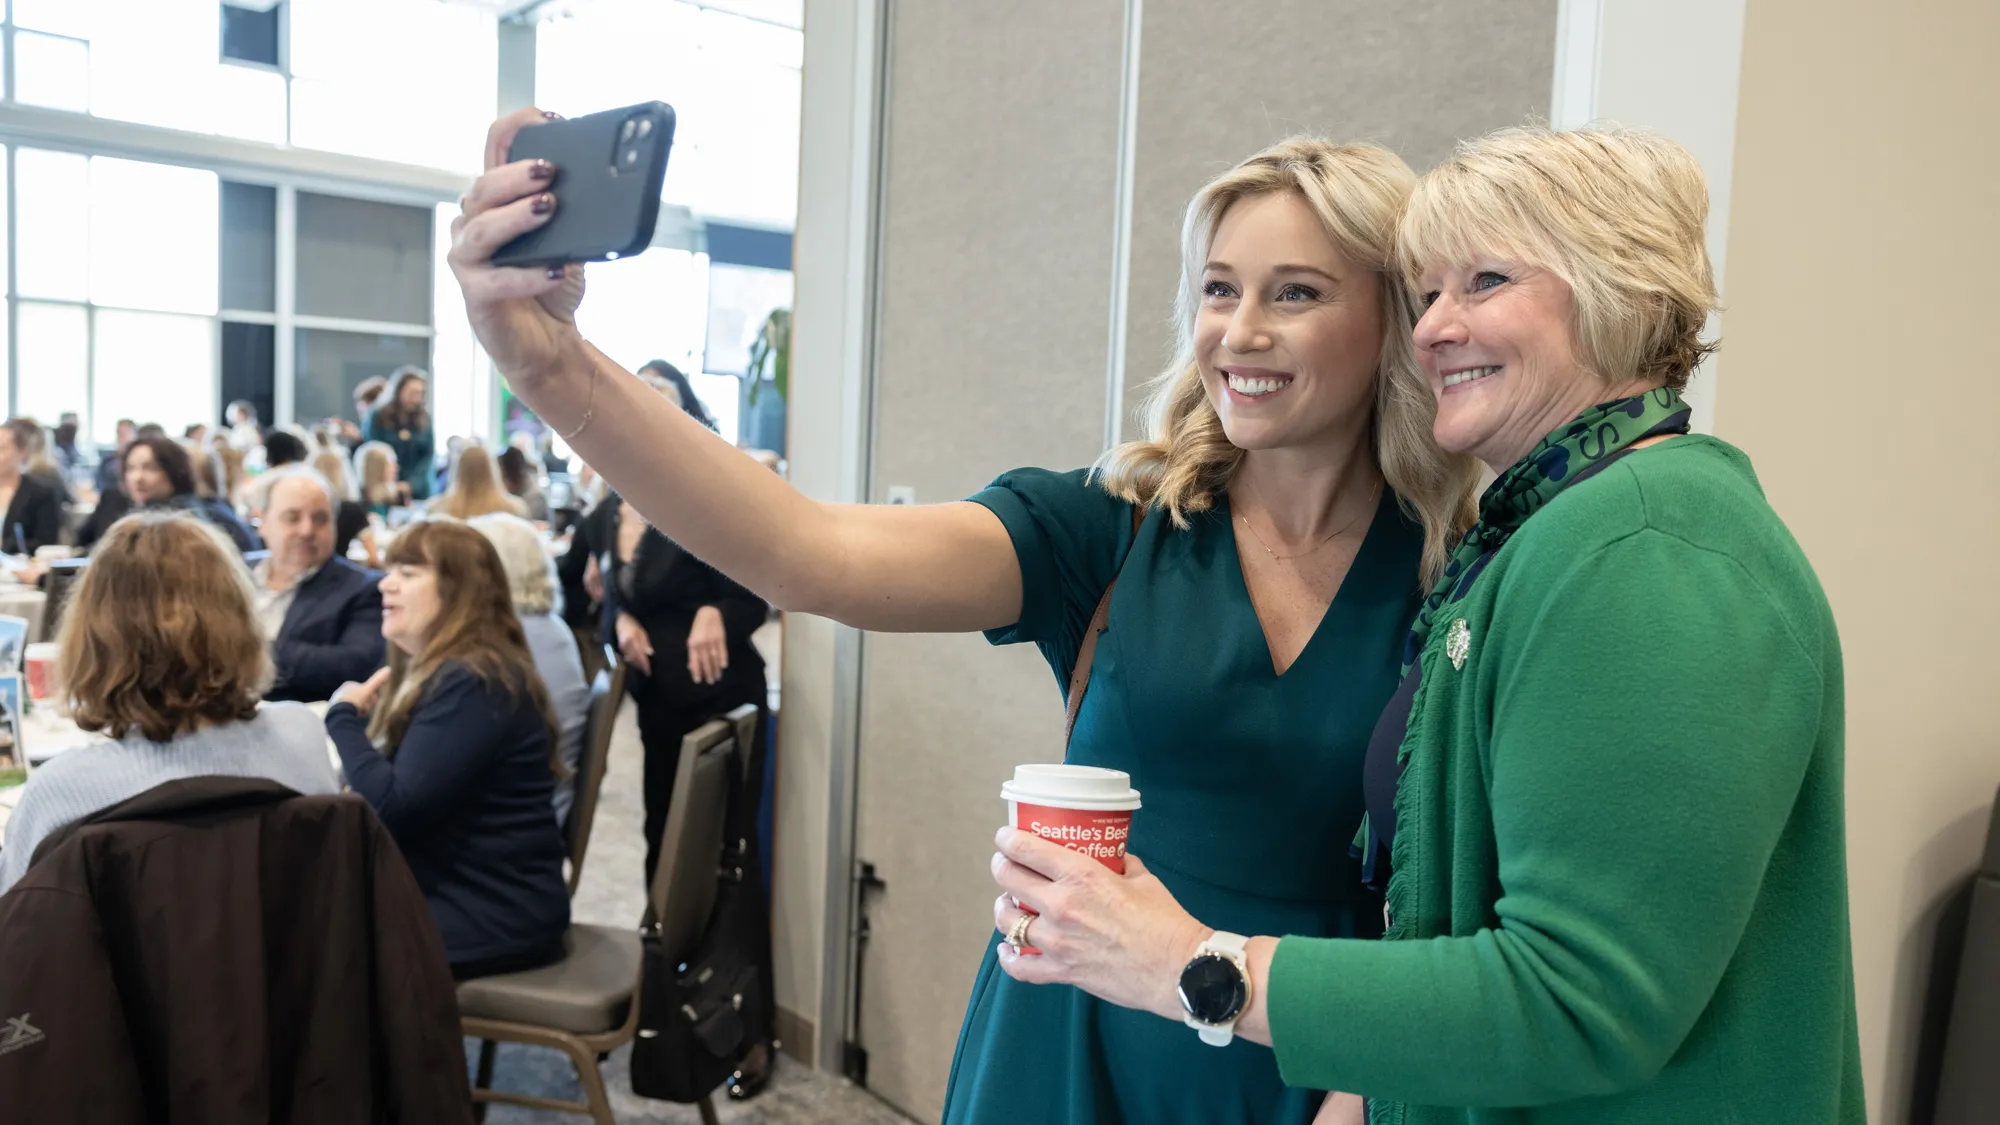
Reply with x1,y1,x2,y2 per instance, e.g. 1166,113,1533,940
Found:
449,108,1476,1124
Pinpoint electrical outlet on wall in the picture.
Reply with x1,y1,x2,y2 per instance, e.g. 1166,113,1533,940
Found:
886,485,916,505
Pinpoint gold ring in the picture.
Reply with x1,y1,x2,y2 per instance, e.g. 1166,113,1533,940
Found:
1006,912,1035,951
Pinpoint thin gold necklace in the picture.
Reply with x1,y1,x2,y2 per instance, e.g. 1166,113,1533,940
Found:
1238,481,1381,561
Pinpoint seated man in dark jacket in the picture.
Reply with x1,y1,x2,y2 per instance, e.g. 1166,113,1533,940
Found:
257,468,384,702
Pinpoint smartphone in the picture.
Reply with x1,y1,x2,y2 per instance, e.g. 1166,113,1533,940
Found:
491,101,676,269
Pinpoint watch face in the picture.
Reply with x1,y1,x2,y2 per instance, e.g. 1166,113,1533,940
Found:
1178,953,1248,1025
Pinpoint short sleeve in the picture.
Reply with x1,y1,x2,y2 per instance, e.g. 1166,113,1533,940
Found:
968,467,1136,686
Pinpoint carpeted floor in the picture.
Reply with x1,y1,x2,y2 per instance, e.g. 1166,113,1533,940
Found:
471,697,914,1125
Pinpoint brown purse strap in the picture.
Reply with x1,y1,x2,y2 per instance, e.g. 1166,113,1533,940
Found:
1064,503,1145,747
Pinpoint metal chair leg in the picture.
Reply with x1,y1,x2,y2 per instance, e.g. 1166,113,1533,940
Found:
557,1036,617,1125
472,1039,497,1123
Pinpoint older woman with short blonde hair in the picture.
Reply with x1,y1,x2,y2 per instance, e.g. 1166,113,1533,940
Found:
469,512,590,824
0,513,337,894
988,126,1860,1125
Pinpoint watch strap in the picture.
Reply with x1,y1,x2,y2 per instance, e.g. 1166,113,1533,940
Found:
1200,930,1250,960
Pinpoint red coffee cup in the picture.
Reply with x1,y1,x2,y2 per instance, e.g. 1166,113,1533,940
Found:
1001,764,1142,954
24,643,58,701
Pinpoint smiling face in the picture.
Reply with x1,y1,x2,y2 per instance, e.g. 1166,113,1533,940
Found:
1192,190,1384,456
378,561,441,655
1413,259,1649,472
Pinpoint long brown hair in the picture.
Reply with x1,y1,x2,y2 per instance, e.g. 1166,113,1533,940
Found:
367,520,561,776
59,514,271,742
428,444,526,520
373,366,431,433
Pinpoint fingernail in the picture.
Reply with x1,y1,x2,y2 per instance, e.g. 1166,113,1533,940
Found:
543,110,563,120
531,193,554,215
530,159,554,180
545,266,564,280
995,825,1017,846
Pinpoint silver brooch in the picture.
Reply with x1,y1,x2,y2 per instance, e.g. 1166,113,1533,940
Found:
1446,619,1471,670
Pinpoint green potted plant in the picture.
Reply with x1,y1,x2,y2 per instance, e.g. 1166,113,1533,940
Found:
745,306,790,405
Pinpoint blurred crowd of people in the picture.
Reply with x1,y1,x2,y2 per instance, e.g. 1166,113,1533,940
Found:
0,357,775,998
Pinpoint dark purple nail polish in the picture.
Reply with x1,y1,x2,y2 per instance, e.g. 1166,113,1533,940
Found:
531,193,554,215
542,110,563,120
545,266,564,280
529,159,554,180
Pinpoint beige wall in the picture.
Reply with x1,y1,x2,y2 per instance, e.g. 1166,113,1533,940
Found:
852,2,1126,1115
1721,0,2000,1118
1117,0,1557,435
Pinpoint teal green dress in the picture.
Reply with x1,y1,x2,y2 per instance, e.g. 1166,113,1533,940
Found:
942,468,1425,1125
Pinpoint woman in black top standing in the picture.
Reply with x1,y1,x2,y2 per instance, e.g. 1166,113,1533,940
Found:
601,364,767,885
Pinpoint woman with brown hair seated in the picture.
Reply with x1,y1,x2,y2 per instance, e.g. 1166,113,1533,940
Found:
326,519,569,978
77,435,261,554
0,513,337,895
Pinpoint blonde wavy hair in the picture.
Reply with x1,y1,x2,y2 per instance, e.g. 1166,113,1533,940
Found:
1094,138,1478,586
1397,126,1718,390
429,443,527,521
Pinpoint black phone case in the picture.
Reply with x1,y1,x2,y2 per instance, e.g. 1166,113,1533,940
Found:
491,101,676,269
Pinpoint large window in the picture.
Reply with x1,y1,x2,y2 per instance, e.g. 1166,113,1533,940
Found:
0,0,797,451
0,145,438,443
5,0,493,169
537,0,802,229
289,0,495,171
537,0,801,448
6,149,222,442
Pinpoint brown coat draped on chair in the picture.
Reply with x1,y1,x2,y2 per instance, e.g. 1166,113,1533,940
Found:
0,776,474,1124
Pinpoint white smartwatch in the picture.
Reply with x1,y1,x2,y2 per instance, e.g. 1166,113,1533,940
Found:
1178,930,1253,1047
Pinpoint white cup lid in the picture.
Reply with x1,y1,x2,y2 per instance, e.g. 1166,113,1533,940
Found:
1000,763,1141,811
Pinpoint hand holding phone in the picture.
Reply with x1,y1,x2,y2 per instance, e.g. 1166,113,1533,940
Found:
490,101,677,269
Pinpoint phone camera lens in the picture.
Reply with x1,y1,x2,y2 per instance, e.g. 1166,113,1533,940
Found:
636,118,653,138
624,149,640,165
620,120,638,142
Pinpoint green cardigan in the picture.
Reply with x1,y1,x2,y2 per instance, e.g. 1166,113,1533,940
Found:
1267,436,1864,1124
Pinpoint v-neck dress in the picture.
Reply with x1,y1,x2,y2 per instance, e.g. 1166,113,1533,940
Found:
941,467,1425,1125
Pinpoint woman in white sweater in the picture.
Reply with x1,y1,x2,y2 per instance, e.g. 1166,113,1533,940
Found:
0,513,336,895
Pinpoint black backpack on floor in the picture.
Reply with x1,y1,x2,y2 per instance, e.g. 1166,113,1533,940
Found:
629,717,775,1103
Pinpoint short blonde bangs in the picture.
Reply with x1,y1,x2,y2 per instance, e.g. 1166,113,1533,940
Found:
1398,126,1719,390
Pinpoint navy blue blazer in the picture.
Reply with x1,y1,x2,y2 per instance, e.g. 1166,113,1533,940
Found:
328,662,570,965
269,557,386,703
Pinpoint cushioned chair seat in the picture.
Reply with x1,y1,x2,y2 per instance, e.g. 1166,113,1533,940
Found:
456,923,641,1034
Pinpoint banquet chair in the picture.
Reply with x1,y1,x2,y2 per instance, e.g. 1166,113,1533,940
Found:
458,719,736,1125
563,645,625,895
